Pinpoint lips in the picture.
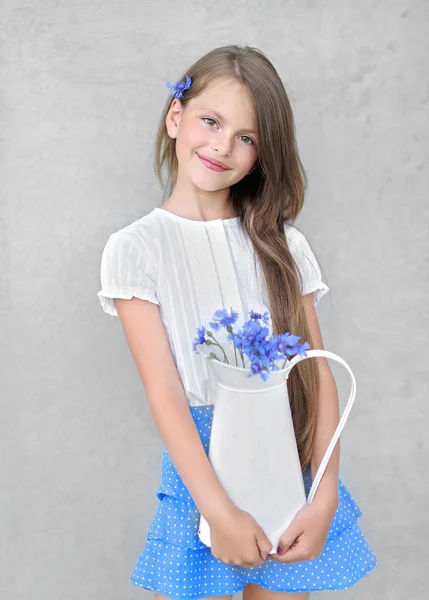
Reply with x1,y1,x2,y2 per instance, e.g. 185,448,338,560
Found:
197,153,230,172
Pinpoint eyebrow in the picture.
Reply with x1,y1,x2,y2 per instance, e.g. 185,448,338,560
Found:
199,107,258,136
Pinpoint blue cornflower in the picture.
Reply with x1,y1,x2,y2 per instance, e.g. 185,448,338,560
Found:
277,332,310,357
248,361,270,382
295,340,310,356
192,325,207,353
248,309,271,326
230,318,283,378
166,75,192,99
209,307,240,331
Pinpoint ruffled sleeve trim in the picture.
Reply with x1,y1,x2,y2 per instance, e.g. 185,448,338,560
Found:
97,288,159,317
97,230,160,317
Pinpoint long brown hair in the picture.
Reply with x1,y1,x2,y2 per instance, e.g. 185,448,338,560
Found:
154,45,321,470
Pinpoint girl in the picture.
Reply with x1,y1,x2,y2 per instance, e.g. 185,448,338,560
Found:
97,45,377,599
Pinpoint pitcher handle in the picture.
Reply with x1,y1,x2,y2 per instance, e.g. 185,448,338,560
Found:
287,349,357,504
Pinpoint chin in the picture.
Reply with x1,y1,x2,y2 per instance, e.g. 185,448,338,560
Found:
190,170,247,191
189,176,230,193
197,184,228,193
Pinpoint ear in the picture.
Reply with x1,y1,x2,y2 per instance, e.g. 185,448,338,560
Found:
165,99,183,140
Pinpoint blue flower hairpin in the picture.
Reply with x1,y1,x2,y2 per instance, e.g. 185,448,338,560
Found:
166,75,192,99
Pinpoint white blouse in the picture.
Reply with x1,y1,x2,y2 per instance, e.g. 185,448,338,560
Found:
97,207,329,407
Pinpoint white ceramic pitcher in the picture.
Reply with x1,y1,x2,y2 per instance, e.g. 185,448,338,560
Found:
196,347,356,553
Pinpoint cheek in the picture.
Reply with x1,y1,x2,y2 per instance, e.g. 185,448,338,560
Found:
178,121,208,152
238,145,257,171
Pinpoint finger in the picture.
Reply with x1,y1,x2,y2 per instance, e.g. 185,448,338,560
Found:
255,527,273,547
254,530,273,560
270,537,300,562
275,540,309,564
276,524,304,555
255,539,272,560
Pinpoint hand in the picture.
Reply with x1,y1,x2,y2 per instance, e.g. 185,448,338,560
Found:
207,504,273,567
270,497,338,564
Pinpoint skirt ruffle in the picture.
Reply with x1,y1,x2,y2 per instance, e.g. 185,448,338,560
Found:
129,405,377,597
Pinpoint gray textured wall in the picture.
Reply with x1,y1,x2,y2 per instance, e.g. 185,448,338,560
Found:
2,1,428,598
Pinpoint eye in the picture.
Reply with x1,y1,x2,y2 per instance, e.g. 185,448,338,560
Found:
202,117,217,127
240,135,255,146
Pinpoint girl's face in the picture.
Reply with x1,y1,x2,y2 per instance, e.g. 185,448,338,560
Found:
166,78,259,193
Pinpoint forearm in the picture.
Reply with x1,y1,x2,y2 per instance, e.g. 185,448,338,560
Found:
148,388,234,522
310,363,340,509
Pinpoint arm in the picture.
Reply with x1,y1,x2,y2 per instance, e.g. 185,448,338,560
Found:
302,292,339,513
114,296,235,522
272,292,339,562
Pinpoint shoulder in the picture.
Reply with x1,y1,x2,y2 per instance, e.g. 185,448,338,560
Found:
106,209,161,254
100,209,163,280
283,222,317,266
283,222,309,248
283,221,322,259
97,210,162,316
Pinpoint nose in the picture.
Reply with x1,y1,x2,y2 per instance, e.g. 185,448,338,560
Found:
213,133,233,157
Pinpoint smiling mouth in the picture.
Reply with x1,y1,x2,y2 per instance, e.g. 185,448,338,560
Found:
197,153,230,172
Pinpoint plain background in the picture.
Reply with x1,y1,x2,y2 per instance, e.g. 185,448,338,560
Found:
1,0,428,598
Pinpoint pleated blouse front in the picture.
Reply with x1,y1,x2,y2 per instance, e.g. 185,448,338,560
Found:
97,207,329,407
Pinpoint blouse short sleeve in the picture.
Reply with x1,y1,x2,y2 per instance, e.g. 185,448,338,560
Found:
285,224,330,307
97,230,159,317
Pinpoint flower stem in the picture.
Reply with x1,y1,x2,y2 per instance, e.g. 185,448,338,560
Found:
208,335,229,363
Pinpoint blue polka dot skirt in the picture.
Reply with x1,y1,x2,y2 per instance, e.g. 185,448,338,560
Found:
129,405,377,598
